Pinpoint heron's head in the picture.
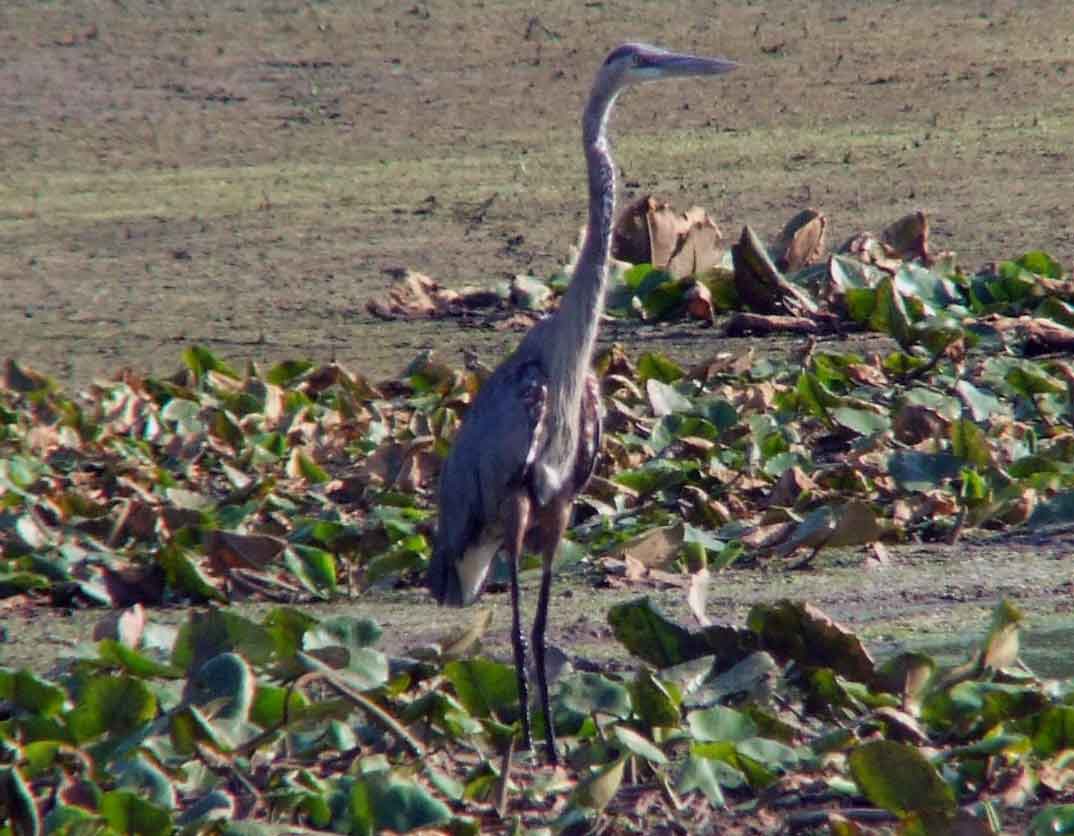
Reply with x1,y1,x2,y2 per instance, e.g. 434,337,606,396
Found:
598,42,737,92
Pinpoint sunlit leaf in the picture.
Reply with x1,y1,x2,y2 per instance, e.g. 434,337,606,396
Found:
688,706,758,742
443,658,518,719
849,740,956,822
608,597,698,668
612,726,667,764
66,675,157,744
571,753,627,812
637,352,684,384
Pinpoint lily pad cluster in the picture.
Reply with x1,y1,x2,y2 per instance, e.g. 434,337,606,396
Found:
2,598,1074,833
3,243,1074,604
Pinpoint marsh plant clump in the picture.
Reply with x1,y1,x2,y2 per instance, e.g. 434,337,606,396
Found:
3,239,1074,831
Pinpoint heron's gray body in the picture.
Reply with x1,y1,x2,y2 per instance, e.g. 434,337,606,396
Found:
429,341,602,606
426,42,737,763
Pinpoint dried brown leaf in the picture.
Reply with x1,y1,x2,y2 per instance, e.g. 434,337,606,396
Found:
732,225,819,317
767,466,818,508
880,210,930,264
205,530,287,571
771,208,828,272
893,404,951,445
606,522,685,568
687,569,711,627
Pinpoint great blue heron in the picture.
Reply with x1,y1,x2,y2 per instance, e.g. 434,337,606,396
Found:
428,43,737,763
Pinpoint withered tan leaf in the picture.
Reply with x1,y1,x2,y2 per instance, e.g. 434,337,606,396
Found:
205,530,287,570
771,208,828,272
687,568,711,627
606,522,685,568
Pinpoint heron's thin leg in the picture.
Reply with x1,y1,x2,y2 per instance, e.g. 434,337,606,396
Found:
505,490,534,753
532,496,571,765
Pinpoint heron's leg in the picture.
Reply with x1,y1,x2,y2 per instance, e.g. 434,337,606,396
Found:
505,490,534,753
532,495,571,765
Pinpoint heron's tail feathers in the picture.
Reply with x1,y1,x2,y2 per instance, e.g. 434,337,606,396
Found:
426,543,465,607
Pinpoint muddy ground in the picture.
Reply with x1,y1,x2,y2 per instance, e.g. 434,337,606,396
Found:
3,0,1074,782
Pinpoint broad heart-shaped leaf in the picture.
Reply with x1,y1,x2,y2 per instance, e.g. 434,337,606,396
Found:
305,616,383,653
893,263,963,316
955,379,1006,422
688,705,758,742
848,740,956,823
266,359,315,387
847,277,913,347
181,345,239,381
637,351,684,384
613,458,691,496
157,543,226,604
186,653,255,721
677,754,727,806
612,725,667,764
96,640,184,680
66,675,157,744
113,755,176,810
646,378,693,417
830,406,891,436
1005,362,1065,397
571,753,628,812
630,670,681,729
560,672,632,719
100,790,173,836
607,597,699,668
1030,805,1074,834
284,545,337,596
796,370,842,425
348,772,451,836
735,737,799,774
0,669,66,715
172,608,278,672
443,658,518,719
747,600,876,685
888,450,963,492
1013,249,1064,279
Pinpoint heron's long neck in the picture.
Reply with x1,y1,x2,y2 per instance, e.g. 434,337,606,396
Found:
542,87,618,386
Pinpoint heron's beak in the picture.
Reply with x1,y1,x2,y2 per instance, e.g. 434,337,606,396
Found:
641,52,738,79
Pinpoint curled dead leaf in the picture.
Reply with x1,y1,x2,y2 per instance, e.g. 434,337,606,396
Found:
767,466,818,508
205,530,287,571
893,404,951,445
684,281,715,323
611,195,724,277
771,208,828,272
687,569,711,627
92,603,147,646
880,210,930,264
606,522,685,569
732,225,818,317
366,270,470,319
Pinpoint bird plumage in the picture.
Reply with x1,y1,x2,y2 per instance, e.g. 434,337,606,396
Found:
428,42,736,763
